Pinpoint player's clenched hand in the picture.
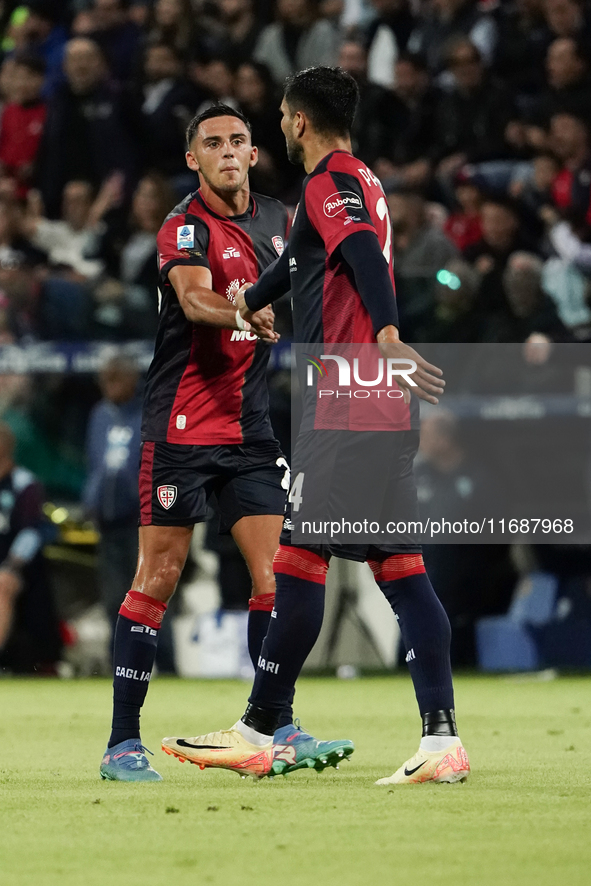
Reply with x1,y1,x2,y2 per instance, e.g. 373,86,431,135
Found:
249,305,280,344
377,334,445,405
235,283,279,343
236,283,254,321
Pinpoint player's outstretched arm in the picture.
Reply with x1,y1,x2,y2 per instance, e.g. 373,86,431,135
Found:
339,230,444,404
236,247,291,321
169,264,279,343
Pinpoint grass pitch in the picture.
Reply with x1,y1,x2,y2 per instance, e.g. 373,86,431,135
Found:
1,675,590,886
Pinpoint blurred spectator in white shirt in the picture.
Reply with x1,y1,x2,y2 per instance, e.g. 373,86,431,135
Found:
24,174,123,280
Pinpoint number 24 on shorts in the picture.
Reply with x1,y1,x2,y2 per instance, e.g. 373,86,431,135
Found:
289,472,304,511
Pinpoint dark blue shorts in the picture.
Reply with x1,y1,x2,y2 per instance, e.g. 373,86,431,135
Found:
280,429,422,561
140,439,288,533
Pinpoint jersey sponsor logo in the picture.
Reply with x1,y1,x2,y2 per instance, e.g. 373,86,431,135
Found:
272,235,285,256
223,246,241,259
177,224,194,249
289,257,297,272
323,191,363,218
157,485,177,509
176,415,186,429
230,329,257,341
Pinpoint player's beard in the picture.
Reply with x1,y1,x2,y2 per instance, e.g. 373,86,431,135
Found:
285,132,304,166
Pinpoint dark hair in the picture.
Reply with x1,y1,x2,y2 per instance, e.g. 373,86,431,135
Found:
185,103,252,148
12,52,46,76
283,66,359,138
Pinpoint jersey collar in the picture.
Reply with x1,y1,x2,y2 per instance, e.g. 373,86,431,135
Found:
195,189,257,223
311,149,354,175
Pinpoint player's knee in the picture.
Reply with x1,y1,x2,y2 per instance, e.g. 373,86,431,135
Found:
250,559,276,597
142,558,183,601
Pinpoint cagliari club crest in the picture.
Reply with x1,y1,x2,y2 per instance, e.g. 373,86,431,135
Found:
157,485,177,509
272,236,285,256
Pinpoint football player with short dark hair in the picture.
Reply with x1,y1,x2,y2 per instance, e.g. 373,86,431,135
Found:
100,104,352,781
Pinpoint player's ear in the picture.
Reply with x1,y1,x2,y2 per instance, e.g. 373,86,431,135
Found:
186,150,200,173
294,111,305,138
249,145,258,168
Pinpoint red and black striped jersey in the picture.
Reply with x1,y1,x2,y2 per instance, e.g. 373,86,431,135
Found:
142,190,288,445
288,151,415,432
288,150,395,344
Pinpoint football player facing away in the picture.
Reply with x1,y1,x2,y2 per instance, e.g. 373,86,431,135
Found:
100,105,353,781
163,70,470,785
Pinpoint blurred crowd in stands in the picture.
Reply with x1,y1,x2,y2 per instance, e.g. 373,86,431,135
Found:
0,0,587,346
0,0,591,673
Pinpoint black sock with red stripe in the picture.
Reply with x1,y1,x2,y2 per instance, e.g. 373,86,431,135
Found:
244,546,328,733
108,590,167,748
247,593,275,673
248,592,296,729
369,555,454,714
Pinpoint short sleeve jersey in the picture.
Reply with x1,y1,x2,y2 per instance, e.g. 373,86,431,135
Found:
287,150,395,344
142,190,288,445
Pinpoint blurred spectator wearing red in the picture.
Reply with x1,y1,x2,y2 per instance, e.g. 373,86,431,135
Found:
550,112,591,224
444,173,483,251
0,54,46,198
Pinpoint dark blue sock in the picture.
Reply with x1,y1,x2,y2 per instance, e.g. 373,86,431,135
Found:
245,547,328,732
373,565,453,715
248,594,295,729
247,595,274,672
109,611,161,748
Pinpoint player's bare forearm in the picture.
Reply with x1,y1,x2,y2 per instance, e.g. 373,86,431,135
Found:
169,265,278,342
180,284,241,327
377,328,445,405
182,288,278,342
